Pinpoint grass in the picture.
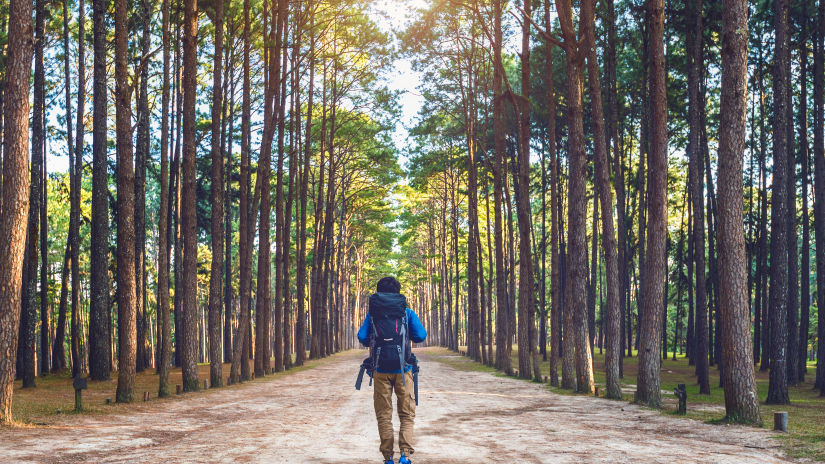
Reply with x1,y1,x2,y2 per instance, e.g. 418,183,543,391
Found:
438,345,825,461
7,351,339,426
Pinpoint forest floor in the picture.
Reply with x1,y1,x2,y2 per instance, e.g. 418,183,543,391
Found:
0,347,794,463
493,346,825,461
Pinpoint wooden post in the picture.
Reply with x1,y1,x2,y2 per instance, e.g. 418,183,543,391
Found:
774,412,788,432
594,387,600,397
176,384,182,395
674,383,687,415
204,379,208,389
73,377,87,412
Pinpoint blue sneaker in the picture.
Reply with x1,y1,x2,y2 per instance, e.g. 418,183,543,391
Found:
399,455,411,464
383,459,394,464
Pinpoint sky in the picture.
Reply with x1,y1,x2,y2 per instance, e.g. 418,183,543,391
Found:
369,0,430,170
44,0,430,174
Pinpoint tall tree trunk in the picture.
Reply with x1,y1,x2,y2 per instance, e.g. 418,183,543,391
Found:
71,0,86,380
766,0,791,405
114,0,137,402
543,0,561,385
224,38,235,365
554,0,594,394
716,0,762,423
208,0,225,388
813,0,825,396
230,0,252,382
20,0,44,387
273,2,290,372
180,0,200,392
581,0,622,399
134,0,152,374
688,0,710,394
89,0,110,380
158,0,172,398
798,18,811,383
515,0,536,380
635,0,668,408
492,0,510,375
0,0,33,422
295,7,314,367
758,42,771,372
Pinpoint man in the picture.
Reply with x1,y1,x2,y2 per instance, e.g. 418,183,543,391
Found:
358,276,427,464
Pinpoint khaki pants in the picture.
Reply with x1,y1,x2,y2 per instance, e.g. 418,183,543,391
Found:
373,371,416,460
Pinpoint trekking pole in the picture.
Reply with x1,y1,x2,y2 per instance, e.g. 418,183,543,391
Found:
413,371,419,406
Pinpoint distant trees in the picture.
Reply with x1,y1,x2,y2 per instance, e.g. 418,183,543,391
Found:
0,0,823,426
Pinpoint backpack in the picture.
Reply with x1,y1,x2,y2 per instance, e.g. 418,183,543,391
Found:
368,292,411,378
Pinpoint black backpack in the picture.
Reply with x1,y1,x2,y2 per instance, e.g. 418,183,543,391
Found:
368,292,411,378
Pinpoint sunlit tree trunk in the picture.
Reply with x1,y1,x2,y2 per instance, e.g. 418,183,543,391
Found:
0,0,33,422
114,0,137,403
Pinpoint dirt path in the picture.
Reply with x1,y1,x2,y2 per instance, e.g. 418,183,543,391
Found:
0,348,790,463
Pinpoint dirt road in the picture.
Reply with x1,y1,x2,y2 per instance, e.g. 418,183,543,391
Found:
0,348,790,463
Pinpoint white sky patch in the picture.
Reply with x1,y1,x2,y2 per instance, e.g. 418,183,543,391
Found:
368,0,429,171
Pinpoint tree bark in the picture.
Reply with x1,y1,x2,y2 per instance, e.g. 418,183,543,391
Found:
798,18,811,383
89,0,110,382
180,0,200,392
0,0,33,422
295,6,314,367
114,0,137,402
554,0,594,394
581,0,621,400
813,0,825,395
208,0,225,388
635,0,668,408
766,0,791,405
492,0,511,375
134,0,152,374
230,0,252,382
19,0,45,388
158,0,172,398
716,0,762,423
688,0,710,394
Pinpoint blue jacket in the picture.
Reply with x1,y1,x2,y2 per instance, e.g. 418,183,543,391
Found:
358,308,427,373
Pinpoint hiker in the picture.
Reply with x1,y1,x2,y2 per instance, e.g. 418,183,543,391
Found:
357,276,427,464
